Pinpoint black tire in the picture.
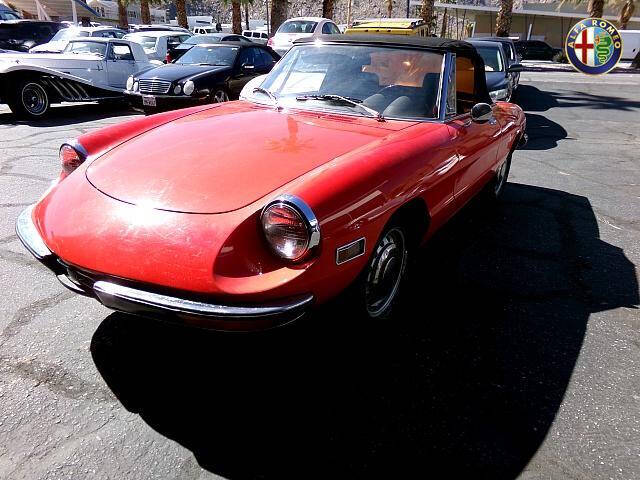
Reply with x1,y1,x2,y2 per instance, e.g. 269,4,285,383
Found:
355,222,409,320
210,88,230,104
7,79,50,119
485,151,512,201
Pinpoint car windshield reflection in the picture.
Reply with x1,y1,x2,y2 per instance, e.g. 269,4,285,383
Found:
63,41,107,56
176,45,238,66
254,44,444,119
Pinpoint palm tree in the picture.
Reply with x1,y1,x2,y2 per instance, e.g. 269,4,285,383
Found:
387,0,393,17
618,0,635,28
117,0,128,29
271,0,287,36
323,0,334,19
495,0,514,36
587,0,605,16
231,1,242,33
420,0,435,34
245,1,250,30
140,0,150,24
175,0,188,28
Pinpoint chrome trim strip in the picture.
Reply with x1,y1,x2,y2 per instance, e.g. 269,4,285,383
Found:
15,205,52,260
93,280,314,320
336,237,366,265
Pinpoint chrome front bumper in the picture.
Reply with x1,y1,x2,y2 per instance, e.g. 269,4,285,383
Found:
16,206,313,331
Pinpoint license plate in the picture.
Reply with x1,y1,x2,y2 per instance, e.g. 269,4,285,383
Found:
142,95,156,107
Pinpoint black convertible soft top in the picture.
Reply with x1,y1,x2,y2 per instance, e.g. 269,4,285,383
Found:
294,34,492,105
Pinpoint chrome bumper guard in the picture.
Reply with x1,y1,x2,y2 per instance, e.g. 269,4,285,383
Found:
16,206,313,330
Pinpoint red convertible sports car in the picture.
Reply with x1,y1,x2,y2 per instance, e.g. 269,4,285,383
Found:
17,36,526,330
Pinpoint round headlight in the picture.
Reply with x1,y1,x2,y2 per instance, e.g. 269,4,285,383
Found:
133,81,139,92
183,80,195,96
173,84,182,95
261,196,320,262
126,76,134,91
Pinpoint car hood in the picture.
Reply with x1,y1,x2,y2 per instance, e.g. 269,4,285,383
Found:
273,33,312,45
485,72,508,90
86,102,415,214
29,40,67,53
137,63,230,81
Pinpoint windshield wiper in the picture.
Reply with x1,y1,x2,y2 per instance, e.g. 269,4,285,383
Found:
253,86,278,105
295,94,385,122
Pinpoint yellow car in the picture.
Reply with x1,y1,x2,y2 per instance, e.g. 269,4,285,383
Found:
344,18,429,36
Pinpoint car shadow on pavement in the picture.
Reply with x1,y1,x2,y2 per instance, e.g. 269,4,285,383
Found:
0,102,139,127
515,84,640,113
90,183,638,480
522,113,568,150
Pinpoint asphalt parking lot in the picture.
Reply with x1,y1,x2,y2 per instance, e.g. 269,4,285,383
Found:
0,70,639,479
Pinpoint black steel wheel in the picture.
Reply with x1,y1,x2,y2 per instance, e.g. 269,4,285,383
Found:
8,79,50,119
360,225,408,319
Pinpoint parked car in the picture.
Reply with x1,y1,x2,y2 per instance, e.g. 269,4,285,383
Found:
267,17,340,56
30,26,126,53
129,24,190,34
0,20,65,52
123,30,192,62
167,33,252,62
514,40,561,60
0,3,20,21
0,38,152,118
17,35,526,329
125,42,279,113
474,36,521,88
243,29,269,44
345,18,428,36
468,40,522,102
192,25,218,34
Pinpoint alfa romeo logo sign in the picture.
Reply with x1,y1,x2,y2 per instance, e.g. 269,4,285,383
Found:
565,18,623,75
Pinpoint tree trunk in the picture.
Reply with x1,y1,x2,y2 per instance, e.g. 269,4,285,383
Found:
588,0,605,18
347,0,352,27
619,0,635,29
175,0,188,29
420,0,435,35
232,1,242,34
495,0,513,37
245,2,249,30
631,50,640,69
117,0,128,29
440,8,447,37
322,0,334,19
270,0,287,36
387,0,393,18
140,0,150,25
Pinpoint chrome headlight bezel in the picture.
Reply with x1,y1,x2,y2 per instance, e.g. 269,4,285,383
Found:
183,80,195,96
126,75,134,91
260,195,320,262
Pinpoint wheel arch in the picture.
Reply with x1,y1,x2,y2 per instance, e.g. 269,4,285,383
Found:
384,196,431,250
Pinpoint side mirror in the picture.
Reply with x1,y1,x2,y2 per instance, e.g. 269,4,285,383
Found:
471,103,493,123
507,63,524,73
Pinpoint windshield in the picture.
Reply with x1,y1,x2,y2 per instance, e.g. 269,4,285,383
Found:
63,40,107,56
0,11,20,20
254,44,443,119
176,45,238,65
477,46,504,72
184,34,223,45
125,35,157,49
51,29,90,41
278,20,317,34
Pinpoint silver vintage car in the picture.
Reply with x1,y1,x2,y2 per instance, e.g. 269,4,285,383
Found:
0,37,153,119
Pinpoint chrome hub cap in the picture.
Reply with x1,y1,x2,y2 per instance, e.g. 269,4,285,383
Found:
364,228,407,317
213,90,229,103
21,83,48,116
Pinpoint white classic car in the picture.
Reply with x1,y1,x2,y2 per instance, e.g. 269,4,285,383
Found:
0,38,153,119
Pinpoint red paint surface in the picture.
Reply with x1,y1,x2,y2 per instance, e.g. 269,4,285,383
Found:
34,101,525,305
